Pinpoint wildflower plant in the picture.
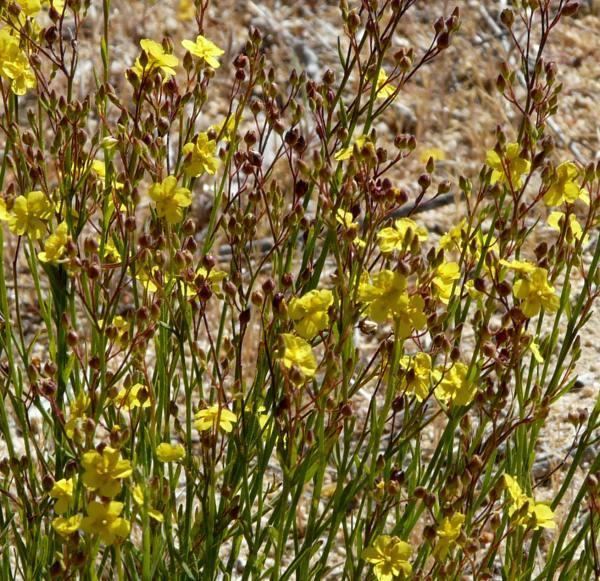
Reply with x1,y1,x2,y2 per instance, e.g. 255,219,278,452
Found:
0,0,598,579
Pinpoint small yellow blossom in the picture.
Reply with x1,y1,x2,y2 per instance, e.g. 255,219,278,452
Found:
499,258,537,275
0,30,36,96
177,0,194,20
52,514,83,537
336,209,366,247
50,478,74,514
432,262,461,304
440,219,466,253
91,159,124,190
132,485,164,522
113,383,151,411
182,133,219,177
133,39,179,79
486,142,530,188
182,35,225,69
194,404,238,433
376,69,396,100
1,191,53,239
81,447,133,498
362,535,412,581
433,512,465,560
377,218,428,254
398,352,432,401
288,289,334,339
513,267,559,318
279,333,317,380
358,270,427,337
504,474,555,530
547,211,589,244
65,392,90,439
156,442,185,462
185,266,227,298
334,135,368,162
419,147,446,164
543,161,589,206
529,341,544,364
80,501,131,545
435,362,476,406
38,222,69,263
148,176,192,225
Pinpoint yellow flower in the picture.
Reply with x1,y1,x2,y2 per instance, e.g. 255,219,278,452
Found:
543,161,589,206
182,133,219,177
50,478,74,514
101,237,121,263
3,191,53,239
435,362,476,406
334,135,368,161
65,392,90,439
376,69,396,100
148,176,192,224
547,211,589,244
133,39,179,79
156,442,185,462
81,447,133,498
433,512,465,560
513,267,559,318
419,147,446,164
177,0,194,20
439,219,466,253
209,117,236,142
336,209,366,248
398,352,432,401
362,535,412,581
279,333,317,380
182,35,225,69
288,289,334,339
432,262,461,304
358,270,427,337
20,0,42,15
38,222,69,263
486,142,530,188
132,485,164,522
499,258,537,275
113,383,151,411
194,404,238,433
80,501,131,545
52,514,83,537
377,218,428,254
2,53,36,96
184,266,227,298
91,159,124,190
529,341,544,364
503,474,555,530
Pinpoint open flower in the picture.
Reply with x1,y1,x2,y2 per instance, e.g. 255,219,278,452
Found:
182,133,219,177
358,270,427,337
132,485,164,522
113,383,151,411
362,535,412,581
334,135,368,161
336,209,365,248
398,352,432,401
38,222,69,263
80,501,131,545
2,191,53,239
543,161,589,206
182,35,225,69
65,392,90,439
52,514,83,538
194,404,237,433
513,267,559,318
148,176,192,224
433,512,465,560
377,218,428,254
486,142,530,188
547,211,589,244
0,30,36,95
504,474,555,530
133,39,178,79
435,362,476,406
432,262,461,304
288,289,333,339
156,442,185,463
81,447,133,498
50,478,74,514
376,69,396,100
278,333,317,380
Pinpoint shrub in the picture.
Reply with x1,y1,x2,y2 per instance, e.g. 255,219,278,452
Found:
0,0,598,579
